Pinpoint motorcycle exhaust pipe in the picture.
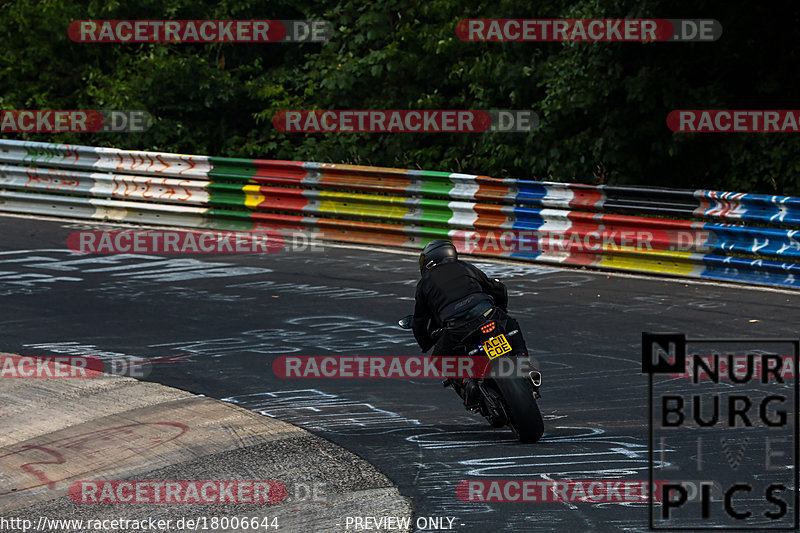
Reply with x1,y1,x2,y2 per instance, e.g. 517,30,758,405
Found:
529,370,542,388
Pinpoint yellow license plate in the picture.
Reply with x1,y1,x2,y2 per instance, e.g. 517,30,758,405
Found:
482,334,512,359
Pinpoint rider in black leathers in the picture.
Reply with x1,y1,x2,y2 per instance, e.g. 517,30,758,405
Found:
412,240,529,407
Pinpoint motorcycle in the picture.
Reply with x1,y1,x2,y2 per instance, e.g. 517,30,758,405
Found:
398,308,544,443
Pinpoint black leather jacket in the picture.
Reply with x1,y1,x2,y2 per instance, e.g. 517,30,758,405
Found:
412,258,508,351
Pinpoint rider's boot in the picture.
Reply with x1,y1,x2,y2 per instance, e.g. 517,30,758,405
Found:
462,378,480,408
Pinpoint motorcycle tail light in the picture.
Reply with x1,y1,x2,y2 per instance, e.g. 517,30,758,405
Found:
480,322,496,334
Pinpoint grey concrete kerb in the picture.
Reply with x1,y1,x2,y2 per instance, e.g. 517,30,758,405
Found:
0,353,413,532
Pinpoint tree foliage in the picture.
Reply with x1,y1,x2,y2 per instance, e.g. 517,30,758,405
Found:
1,0,798,194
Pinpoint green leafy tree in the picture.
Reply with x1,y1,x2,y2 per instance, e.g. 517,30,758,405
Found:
1,0,798,194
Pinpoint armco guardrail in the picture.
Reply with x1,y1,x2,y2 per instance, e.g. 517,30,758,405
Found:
0,139,798,289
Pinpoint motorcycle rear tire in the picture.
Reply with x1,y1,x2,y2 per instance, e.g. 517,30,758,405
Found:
494,377,544,443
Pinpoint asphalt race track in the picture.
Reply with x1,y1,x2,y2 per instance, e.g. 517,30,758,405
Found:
2,214,799,532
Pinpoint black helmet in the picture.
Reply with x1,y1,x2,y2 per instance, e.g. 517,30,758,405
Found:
419,240,457,274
